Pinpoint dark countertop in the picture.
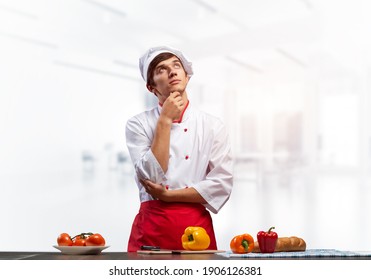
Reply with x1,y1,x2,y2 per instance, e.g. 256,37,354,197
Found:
1,251,371,260
0,251,228,260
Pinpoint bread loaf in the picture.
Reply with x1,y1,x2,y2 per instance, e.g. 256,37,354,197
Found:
253,236,306,253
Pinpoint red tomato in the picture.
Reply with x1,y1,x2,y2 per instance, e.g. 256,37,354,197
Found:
57,233,72,246
72,235,86,246
86,233,105,246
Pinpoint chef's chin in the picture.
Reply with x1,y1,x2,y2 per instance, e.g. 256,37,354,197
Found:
169,86,185,94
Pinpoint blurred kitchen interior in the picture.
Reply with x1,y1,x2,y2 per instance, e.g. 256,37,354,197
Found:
1,0,371,252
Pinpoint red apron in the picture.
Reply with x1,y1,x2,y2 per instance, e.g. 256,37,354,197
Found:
127,200,217,252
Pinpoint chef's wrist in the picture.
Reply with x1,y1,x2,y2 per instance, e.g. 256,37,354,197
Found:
158,115,173,126
158,189,172,202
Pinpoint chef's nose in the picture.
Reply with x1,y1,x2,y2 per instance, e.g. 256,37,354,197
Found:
169,67,177,77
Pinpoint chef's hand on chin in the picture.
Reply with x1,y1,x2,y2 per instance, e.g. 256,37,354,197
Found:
140,179,169,201
161,91,185,122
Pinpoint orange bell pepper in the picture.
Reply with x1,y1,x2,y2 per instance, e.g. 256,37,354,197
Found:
230,233,255,254
181,226,210,250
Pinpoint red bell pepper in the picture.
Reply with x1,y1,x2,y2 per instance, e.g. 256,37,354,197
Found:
257,226,278,253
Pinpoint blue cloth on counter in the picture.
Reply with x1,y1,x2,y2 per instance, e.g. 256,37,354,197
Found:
219,249,371,258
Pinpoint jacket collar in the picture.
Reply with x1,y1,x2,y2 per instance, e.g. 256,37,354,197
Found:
157,100,190,123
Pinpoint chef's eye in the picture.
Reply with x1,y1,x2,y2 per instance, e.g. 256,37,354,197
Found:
174,63,181,68
157,67,166,73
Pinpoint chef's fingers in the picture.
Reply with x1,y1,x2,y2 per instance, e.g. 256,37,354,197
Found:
170,91,181,98
146,180,162,188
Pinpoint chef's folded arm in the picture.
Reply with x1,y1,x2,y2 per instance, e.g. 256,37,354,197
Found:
126,117,167,184
134,148,168,183
193,163,233,214
193,126,233,214
126,116,233,214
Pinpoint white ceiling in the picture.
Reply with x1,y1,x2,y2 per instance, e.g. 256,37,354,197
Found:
1,0,370,82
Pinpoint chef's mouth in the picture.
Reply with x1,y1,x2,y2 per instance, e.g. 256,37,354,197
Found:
169,79,181,85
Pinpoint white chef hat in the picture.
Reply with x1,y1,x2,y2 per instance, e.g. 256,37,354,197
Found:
139,46,193,83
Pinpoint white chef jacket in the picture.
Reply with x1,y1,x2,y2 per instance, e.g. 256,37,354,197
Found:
125,101,233,214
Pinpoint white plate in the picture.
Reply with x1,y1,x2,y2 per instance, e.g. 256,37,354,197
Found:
53,245,109,255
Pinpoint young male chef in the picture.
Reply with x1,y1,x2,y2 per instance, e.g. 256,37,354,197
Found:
125,46,233,252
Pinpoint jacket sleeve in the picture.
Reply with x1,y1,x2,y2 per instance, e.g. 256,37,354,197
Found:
193,122,233,214
125,116,167,184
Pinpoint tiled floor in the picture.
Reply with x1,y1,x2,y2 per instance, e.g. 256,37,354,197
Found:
1,163,370,252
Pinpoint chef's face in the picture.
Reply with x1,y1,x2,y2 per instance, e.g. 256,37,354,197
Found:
147,55,189,102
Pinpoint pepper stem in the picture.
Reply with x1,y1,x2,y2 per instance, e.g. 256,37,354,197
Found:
267,226,275,234
188,234,194,242
241,239,249,252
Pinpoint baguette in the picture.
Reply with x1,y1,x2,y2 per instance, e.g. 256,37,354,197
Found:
253,236,306,253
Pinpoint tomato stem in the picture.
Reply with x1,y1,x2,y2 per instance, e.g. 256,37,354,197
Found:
71,232,93,240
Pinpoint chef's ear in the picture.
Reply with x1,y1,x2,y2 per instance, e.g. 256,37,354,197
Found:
146,84,157,96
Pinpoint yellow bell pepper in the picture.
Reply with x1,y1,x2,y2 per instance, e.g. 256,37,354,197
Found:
181,226,210,250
